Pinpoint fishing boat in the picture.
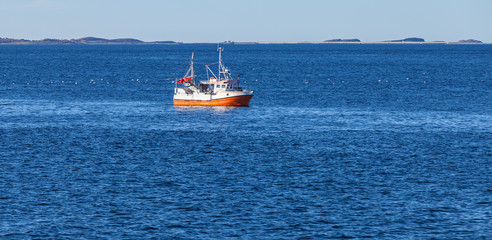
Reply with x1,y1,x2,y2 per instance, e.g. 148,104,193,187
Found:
173,48,254,106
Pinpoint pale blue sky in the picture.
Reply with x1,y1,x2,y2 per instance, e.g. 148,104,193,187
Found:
1,0,491,42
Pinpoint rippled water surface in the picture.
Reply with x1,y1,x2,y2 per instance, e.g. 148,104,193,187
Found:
0,44,491,239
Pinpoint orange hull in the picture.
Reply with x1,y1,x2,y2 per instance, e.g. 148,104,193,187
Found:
174,95,253,106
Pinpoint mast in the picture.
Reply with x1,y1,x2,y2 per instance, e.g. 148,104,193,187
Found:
217,47,230,80
182,52,195,82
190,52,195,83
218,47,223,80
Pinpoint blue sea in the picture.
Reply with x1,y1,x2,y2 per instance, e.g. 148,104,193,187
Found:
0,44,491,239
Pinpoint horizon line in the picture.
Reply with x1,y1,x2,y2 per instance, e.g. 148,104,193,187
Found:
0,36,489,45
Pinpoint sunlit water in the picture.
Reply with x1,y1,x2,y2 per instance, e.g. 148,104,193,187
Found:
0,44,491,239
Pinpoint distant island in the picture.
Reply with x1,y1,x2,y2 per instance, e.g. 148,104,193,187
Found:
319,37,486,44
324,39,361,43
0,37,179,45
458,39,483,44
0,37,488,45
383,37,425,43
